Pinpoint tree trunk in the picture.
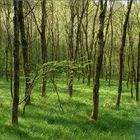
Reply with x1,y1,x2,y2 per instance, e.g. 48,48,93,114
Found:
91,0,107,121
136,32,140,102
41,0,47,97
12,0,20,125
128,23,135,98
18,0,31,105
68,1,75,97
108,17,114,87
116,0,133,107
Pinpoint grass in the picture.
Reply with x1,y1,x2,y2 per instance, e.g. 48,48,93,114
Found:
0,76,140,140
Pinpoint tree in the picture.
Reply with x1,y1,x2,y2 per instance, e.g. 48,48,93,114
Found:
4,0,11,82
91,0,107,121
41,0,47,96
18,0,31,105
116,0,133,106
127,22,136,98
25,0,47,97
136,32,140,102
12,0,20,125
67,0,76,97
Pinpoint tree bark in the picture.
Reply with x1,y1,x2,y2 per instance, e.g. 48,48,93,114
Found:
12,0,20,125
67,0,75,97
41,0,47,97
91,0,107,121
136,32,140,102
18,0,31,105
116,0,133,106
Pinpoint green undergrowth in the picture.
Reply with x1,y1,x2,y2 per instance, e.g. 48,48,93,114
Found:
0,77,139,140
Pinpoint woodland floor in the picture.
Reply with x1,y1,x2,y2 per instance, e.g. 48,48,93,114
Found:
0,76,140,140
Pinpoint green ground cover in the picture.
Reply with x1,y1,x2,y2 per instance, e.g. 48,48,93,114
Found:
0,77,139,140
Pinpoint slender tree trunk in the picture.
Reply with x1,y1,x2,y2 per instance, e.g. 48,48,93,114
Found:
18,0,31,105
136,32,140,102
50,0,55,80
41,0,47,97
5,47,9,81
116,0,133,106
91,0,107,121
12,0,20,125
131,45,137,98
93,38,98,80
128,23,135,98
68,1,75,97
0,6,3,77
126,49,131,88
90,2,99,82
109,17,114,87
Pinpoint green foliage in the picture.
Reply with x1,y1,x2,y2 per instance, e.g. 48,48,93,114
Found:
0,78,139,140
39,60,92,79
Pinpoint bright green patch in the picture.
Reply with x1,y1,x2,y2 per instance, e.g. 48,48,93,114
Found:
0,78,139,140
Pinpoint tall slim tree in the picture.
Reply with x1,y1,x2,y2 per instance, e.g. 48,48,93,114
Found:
18,0,31,105
91,0,107,121
25,0,47,97
116,0,133,106
67,0,75,97
136,32,140,102
41,0,47,96
12,0,20,124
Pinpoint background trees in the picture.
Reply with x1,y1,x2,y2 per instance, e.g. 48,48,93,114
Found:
0,0,139,125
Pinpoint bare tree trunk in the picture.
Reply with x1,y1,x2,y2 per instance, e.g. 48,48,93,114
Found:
128,23,135,98
68,0,75,97
12,0,20,125
50,0,56,80
136,32,140,102
108,17,114,87
41,0,47,97
91,0,107,121
18,0,31,105
116,0,133,107
126,50,131,89
107,0,115,86
0,4,3,77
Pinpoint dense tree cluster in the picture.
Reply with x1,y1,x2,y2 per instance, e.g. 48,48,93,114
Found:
0,0,139,124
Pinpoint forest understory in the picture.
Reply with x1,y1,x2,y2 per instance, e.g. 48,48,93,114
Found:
0,77,139,140
0,0,140,139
